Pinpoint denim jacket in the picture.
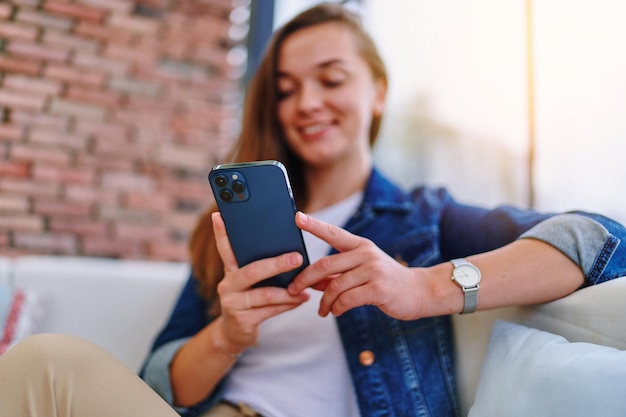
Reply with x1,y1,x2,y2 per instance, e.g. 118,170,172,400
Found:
142,168,626,417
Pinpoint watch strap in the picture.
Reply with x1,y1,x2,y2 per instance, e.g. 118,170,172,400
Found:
450,258,480,314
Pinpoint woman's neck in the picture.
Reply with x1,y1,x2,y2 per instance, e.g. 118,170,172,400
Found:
303,158,371,213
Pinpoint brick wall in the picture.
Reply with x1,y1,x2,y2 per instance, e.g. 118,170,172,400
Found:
0,0,248,261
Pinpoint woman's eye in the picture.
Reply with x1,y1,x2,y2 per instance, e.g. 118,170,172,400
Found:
324,78,344,88
277,90,293,100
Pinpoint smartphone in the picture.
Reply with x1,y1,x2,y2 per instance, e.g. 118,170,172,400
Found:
208,160,310,288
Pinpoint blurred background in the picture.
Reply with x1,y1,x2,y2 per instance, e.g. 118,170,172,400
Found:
1,0,624,262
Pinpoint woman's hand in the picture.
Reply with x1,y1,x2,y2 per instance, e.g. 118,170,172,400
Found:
211,212,310,354
289,212,431,320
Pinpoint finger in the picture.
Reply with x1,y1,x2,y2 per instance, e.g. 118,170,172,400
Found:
317,270,368,316
295,212,362,253
288,251,359,294
324,284,377,317
237,251,303,289
212,212,239,272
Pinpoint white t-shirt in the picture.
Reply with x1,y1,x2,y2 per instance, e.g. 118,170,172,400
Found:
222,192,363,417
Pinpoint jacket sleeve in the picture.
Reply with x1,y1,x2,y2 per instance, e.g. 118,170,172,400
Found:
437,190,626,286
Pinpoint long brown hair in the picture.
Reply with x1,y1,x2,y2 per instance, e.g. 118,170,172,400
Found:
189,3,388,314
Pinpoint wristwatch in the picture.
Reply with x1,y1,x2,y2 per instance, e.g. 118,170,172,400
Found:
450,258,482,314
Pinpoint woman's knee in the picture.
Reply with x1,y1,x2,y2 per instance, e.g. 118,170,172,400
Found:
3,333,102,370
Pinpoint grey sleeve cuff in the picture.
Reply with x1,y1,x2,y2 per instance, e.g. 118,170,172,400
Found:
141,338,191,413
519,213,610,277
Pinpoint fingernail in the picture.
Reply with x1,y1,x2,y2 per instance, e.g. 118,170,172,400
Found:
296,211,307,224
289,252,303,266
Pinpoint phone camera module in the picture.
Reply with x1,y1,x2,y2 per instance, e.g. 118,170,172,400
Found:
219,189,233,202
231,181,245,194
214,175,228,188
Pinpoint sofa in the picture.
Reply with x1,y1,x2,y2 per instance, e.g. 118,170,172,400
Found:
1,255,625,416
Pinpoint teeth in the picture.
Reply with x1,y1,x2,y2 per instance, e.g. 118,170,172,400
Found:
302,123,329,135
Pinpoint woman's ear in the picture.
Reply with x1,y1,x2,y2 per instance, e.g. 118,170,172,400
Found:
372,78,387,116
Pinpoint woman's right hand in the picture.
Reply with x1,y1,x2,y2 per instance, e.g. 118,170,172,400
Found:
211,212,310,354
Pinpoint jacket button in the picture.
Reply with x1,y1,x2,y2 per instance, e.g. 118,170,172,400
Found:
359,350,375,366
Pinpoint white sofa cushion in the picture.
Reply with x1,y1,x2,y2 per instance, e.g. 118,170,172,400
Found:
453,277,626,416
469,320,626,417
10,256,188,372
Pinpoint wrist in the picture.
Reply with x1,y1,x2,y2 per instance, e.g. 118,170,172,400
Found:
423,262,465,316
211,316,242,359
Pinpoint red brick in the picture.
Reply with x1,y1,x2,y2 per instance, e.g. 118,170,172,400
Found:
0,161,30,178
160,178,209,200
28,127,90,150
98,205,156,224
10,143,72,165
42,29,100,53
49,217,107,236
0,178,61,198
33,199,92,217
155,144,209,171
113,223,169,241
6,40,72,62
2,74,63,95
77,153,134,171
0,4,14,19
114,110,168,130
0,216,44,232
77,0,133,14
73,52,131,76
43,0,107,23
73,119,130,139
125,95,176,113
82,237,144,258
104,43,158,66
64,184,119,205
10,111,70,130
91,135,132,155
13,232,78,254
65,85,122,107
0,55,41,75
15,8,74,31
108,14,160,35
74,21,133,43
0,194,30,212
0,21,40,41
0,89,48,111
101,172,157,193
124,192,173,213
0,232,9,247
49,98,108,121
44,63,106,86
0,124,25,141
32,164,95,185
147,240,188,262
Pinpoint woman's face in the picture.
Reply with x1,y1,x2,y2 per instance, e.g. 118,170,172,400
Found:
276,22,385,169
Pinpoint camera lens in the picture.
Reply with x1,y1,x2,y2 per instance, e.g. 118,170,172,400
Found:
219,189,233,202
214,175,228,188
231,180,245,194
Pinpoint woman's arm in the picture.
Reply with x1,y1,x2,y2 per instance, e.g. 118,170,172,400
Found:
288,212,616,319
169,213,309,407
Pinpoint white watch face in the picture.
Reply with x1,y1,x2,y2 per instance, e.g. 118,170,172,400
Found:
453,264,481,287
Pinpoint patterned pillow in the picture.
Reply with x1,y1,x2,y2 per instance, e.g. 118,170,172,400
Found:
0,285,48,355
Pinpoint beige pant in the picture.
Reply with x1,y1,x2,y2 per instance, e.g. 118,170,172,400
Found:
0,333,179,417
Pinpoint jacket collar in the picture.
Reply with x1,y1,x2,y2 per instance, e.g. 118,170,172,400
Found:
343,167,412,234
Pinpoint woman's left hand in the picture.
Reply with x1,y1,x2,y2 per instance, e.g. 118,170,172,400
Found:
289,212,430,320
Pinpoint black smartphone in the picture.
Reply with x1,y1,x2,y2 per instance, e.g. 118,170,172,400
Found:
208,160,310,288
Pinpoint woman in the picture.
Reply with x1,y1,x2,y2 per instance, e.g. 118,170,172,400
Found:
141,3,626,417
1,3,625,417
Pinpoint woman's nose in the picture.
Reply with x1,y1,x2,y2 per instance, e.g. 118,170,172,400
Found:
296,83,323,113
